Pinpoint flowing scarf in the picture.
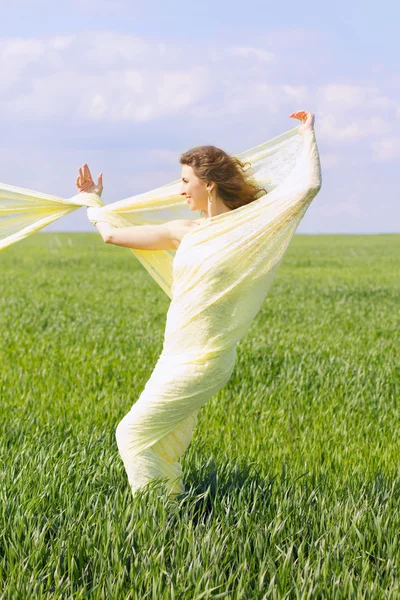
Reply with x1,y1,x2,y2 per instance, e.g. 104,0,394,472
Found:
0,126,318,301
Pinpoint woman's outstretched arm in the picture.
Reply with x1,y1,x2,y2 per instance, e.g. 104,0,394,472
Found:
284,110,322,194
86,206,193,250
106,221,184,250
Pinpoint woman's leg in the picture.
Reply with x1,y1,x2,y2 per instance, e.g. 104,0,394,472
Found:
115,346,236,499
115,409,200,498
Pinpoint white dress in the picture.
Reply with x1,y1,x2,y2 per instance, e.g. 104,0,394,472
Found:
114,129,322,498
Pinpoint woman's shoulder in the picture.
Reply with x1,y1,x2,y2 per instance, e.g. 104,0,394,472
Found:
170,218,204,228
180,218,206,229
169,218,206,248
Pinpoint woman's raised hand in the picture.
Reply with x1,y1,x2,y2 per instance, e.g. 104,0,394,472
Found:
76,163,103,197
289,110,315,135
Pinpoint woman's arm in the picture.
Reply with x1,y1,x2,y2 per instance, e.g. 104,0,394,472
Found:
94,221,115,243
286,128,322,193
107,220,193,250
86,207,185,249
284,111,322,194
86,206,116,242
106,223,174,250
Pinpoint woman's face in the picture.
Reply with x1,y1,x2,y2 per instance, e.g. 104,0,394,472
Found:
180,165,209,213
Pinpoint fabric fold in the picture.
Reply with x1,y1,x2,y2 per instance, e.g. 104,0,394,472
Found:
0,187,104,251
0,125,308,300
115,127,322,497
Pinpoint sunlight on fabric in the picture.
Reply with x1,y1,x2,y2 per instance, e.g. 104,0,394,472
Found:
0,126,303,298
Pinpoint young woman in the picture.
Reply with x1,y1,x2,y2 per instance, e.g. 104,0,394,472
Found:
76,110,322,499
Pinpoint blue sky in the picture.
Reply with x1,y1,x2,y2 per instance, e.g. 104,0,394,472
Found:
1,0,399,233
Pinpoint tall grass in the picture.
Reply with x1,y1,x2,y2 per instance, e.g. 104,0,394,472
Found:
0,232,398,599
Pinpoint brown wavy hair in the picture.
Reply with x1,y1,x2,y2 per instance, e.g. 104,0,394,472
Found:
179,145,268,214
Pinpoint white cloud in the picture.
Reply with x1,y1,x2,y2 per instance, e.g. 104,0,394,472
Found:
0,39,209,122
316,82,398,145
0,31,321,125
0,30,398,142
371,137,400,161
369,94,393,109
317,83,395,113
1,37,45,60
282,85,308,103
0,37,45,92
318,113,391,140
318,84,366,111
188,81,309,119
81,32,152,68
0,24,397,203
228,46,275,62
0,26,397,234
0,32,210,123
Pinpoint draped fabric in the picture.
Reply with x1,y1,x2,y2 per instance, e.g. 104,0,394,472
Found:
0,183,104,251
115,128,322,497
1,126,304,299
0,125,322,498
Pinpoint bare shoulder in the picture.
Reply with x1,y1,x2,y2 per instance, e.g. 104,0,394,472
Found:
166,218,203,249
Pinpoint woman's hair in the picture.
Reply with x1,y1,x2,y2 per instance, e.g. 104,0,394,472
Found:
179,145,268,214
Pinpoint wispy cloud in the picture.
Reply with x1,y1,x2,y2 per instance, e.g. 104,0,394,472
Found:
371,137,400,161
318,114,391,141
0,31,398,140
0,25,398,233
228,46,275,62
0,33,212,123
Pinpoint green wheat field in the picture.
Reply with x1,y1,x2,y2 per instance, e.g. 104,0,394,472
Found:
0,232,399,599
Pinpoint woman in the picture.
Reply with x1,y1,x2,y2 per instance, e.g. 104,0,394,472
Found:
76,110,322,498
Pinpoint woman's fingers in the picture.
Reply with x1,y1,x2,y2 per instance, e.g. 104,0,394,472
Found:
84,163,93,181
289,110,314,128
289,110,315,135
76,164,102,193
289,110,308,121
78,167,84,185
77,164,91,187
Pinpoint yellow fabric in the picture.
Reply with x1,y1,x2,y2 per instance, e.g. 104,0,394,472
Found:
0,183,103,251
1,126,304,298
84,125,306,298
115,128,322,497
0,125,322,498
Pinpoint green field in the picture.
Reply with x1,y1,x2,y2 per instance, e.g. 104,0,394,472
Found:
0,232,399,599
